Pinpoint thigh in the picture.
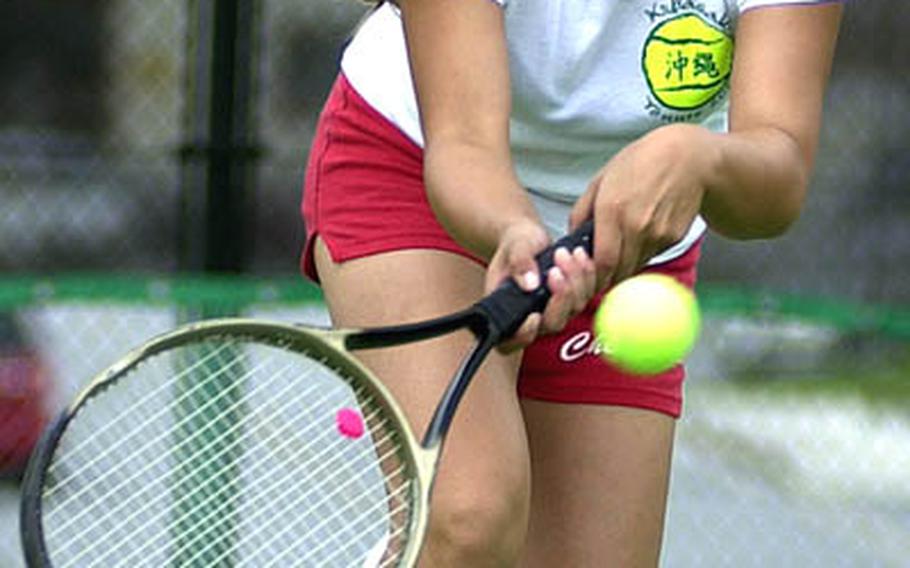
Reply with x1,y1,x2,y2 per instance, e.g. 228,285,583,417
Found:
520,400,675,568
314,239,532,555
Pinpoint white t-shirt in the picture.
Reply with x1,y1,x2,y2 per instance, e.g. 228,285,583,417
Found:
341,0,832,263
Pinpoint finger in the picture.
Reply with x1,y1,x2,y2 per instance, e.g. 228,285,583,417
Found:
518,269,541,293
553,246,592,314
573,246,597,305
568,176,599,232
612,228,642,284
593,209,621,289
486,231,547,295
539,266,574,334
509,230,550,292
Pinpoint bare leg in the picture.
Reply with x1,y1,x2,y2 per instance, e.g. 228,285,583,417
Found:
315,239,531,567
520,401,675,568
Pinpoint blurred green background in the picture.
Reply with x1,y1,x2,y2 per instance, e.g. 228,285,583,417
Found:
0,1,908,566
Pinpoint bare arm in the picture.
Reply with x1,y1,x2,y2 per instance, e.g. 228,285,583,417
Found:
570,3,843,283
399,0,596,344
399,0,541,259
702,2,843,238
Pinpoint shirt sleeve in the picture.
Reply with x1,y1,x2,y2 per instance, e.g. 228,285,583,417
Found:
739,0,844,12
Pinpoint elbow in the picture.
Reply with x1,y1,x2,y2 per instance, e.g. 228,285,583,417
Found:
712,177,808,240
706,129,812,240
757,201,803,239
705,170,810,240
763,150,813,238
759,173,810,239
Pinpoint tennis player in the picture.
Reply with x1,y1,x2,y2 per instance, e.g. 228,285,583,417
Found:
300,0,842,565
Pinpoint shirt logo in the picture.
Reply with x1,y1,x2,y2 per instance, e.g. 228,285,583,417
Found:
641,13,733,112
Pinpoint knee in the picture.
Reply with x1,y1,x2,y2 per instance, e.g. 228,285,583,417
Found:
425,484,529,566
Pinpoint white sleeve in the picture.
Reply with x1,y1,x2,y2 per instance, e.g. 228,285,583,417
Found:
739,0,844,12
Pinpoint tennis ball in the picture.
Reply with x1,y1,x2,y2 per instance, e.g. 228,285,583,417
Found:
594,274,700,375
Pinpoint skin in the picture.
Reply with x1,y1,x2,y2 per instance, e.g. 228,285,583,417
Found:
315,1,842,565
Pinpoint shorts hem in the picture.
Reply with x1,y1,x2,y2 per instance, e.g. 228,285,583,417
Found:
304,232,486,282
517,384,682,418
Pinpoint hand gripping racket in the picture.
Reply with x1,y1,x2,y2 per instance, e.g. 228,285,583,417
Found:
20,222,593,568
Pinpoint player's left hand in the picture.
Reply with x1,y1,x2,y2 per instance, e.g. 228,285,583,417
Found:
570,123,712,287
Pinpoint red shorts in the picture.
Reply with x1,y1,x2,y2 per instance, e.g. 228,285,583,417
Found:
301,74,701,418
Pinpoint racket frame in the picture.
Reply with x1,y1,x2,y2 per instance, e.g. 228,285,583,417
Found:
21,221,594,567
21,319,436,568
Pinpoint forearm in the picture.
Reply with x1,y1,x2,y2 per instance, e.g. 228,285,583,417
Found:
703,2,842,240
424,139,540,260
400,0,541,259
701,126,810,240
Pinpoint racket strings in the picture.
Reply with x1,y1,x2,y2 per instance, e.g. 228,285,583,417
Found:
49,351,299,567
259,478,412,568
60,359,327,568
46,350,282,541
45,341,247,503
45,344,239,496
40,337,418,567
52,362,406,564
150,400,396,568
58,360,384,565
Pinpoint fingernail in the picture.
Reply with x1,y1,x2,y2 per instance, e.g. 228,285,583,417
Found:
575,247,594,271
549,266,565,284
523,271,540,290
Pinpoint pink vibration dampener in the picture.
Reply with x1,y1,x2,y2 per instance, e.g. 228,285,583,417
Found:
335,407,366,439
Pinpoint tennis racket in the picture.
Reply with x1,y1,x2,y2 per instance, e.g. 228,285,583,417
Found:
20,222,593,568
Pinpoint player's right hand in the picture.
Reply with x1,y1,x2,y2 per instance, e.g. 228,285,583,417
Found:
487,220,596,352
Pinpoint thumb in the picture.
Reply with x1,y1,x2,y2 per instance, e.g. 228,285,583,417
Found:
486,221,550,295
509,233,549,293
516,266,541,293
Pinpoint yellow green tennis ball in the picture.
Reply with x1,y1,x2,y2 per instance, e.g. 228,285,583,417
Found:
594,274,700,375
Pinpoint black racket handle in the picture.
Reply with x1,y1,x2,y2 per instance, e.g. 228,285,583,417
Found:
477,220,594,342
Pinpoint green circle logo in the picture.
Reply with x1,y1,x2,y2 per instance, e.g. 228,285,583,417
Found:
642,14,733,111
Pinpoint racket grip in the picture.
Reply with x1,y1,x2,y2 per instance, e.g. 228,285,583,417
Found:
477,220,594,341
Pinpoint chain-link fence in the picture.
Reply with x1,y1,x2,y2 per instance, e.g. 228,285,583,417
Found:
0,2,184,274
1,1,908,566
